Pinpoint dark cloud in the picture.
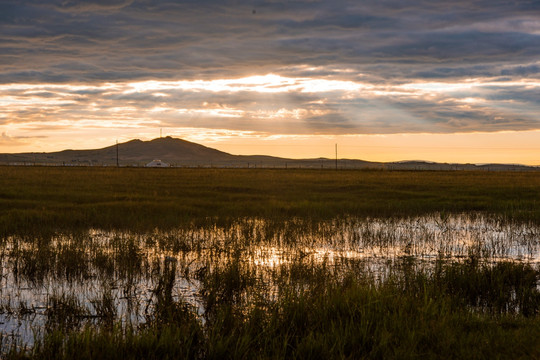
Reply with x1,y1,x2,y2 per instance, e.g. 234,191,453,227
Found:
1,0,539,134
1,0,539,83
54,0,134,13
501,65,540,76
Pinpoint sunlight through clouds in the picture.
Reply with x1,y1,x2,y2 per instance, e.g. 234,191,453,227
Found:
1,73,539,164
1,0,539,164
123,74,367,94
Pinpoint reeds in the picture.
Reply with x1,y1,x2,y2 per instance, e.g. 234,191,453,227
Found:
3,257,538,359
1,167,539,358
0,217,538,358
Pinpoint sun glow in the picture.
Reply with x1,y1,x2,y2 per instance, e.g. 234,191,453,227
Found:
1,74,539,165
123,74,368,94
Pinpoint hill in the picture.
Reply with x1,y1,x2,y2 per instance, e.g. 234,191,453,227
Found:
0,137,237,166
0,137,537,171
0,137,375,168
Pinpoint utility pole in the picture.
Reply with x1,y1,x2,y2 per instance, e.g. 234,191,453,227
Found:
160,128,162,138
335,143,338,170
116,139,119,167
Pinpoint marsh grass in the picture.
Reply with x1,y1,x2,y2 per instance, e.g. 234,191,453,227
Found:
0,167,538,237
1,217,538,358
1,168,539,358
3,257,538,360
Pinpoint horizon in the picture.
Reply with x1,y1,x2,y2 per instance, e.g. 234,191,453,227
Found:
1,1,539,165
2,135,538,167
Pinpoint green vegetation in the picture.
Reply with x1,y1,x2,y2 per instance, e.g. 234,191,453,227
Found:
0,167,539,359
2,258,539,359
0,167,538,237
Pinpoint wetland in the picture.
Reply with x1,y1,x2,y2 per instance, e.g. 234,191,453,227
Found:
0,167,539,359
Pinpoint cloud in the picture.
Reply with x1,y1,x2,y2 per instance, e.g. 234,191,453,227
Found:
2,74,538,136
54,0,134,13
501,65,540,76
0,0,539,137
0,132,47,146
2,0,539,83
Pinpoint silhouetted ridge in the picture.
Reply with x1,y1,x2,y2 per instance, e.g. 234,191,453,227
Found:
0,137,537,170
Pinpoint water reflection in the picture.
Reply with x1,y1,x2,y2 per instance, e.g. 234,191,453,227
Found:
0,213,538,346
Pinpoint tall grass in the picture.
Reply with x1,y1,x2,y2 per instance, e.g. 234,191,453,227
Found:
2,258,539,359
1,167,539,358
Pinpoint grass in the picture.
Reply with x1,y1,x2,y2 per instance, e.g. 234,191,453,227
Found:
0,167,538,237
2,259,539,359
1,166,539,358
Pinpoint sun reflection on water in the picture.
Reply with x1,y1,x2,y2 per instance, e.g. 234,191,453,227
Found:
0,213,538,346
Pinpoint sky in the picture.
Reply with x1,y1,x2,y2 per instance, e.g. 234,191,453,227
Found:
1,0,539,164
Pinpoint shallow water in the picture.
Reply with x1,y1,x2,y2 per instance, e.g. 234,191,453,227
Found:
1,213,539,346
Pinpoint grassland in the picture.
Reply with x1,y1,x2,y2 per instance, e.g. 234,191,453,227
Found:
0,166,539,359
0,166,538,236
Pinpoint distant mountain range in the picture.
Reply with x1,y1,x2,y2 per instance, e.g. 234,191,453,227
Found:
0,136,537,171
